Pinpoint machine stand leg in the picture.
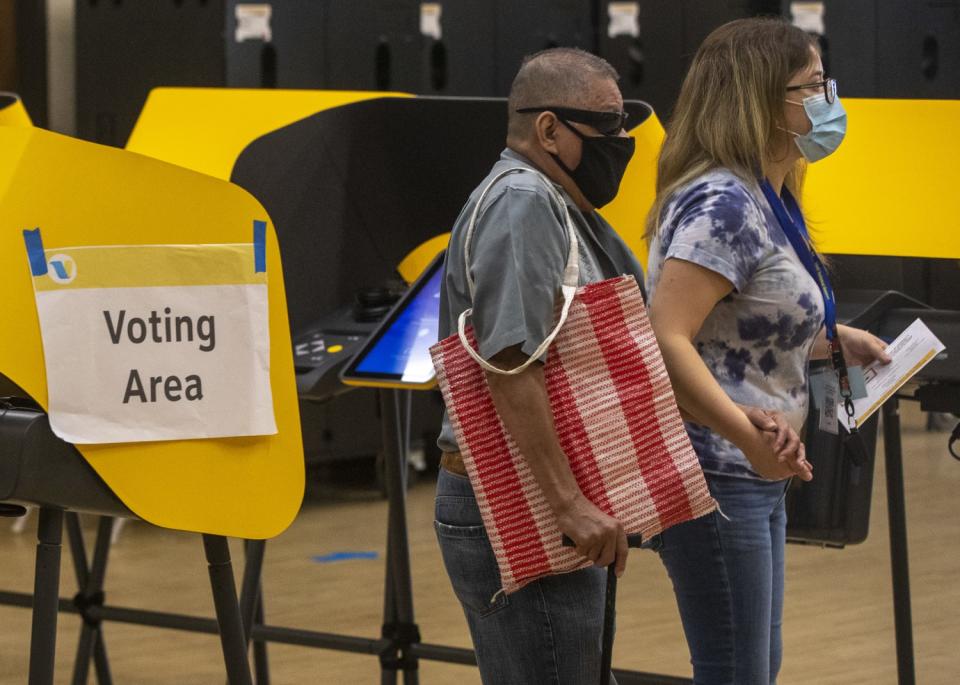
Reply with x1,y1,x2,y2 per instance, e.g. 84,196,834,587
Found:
203,535,254,685
239,539,269,685
69,515,114,685
29,507,64,685
882,398,916,685
378,389,420,685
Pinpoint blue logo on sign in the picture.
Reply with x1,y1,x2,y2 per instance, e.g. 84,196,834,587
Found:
47,254,77,284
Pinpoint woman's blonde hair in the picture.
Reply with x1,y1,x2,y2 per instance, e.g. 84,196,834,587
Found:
646,18,817,238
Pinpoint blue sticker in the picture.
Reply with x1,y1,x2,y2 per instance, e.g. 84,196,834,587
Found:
311,551,379,564
253,220,266,273
23,228,47,276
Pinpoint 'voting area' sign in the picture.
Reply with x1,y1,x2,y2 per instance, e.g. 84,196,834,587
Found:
23,223,277,444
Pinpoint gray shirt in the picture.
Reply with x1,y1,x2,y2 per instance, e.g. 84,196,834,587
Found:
437,148,645,453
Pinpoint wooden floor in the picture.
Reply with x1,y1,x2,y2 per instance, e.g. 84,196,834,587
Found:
1,402,957,684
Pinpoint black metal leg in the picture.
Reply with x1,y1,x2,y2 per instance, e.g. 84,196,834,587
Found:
252,585,270,685
239,539,268,685
882,399,916,685
203,535,253,685
378,389,420,685
239,539,265,644
29,507,64,685
68,515,114,685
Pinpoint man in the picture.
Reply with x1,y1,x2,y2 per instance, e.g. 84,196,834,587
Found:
434,47,641,684
434,46,811,684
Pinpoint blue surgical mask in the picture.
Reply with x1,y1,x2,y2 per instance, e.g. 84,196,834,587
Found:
785,93,847,162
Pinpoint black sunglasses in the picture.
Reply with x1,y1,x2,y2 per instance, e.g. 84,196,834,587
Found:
786,77,838,104
515,106,629,136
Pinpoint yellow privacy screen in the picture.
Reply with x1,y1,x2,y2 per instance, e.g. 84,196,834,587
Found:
126,87,410,179
0,126,303,539
0,92,32,127
598,100,960,265
801,98,960,259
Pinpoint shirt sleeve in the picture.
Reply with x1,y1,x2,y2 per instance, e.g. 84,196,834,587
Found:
467,185,569,363
662,181,768,292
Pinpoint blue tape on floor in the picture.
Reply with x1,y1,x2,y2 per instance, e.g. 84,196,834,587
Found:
311,551,379,564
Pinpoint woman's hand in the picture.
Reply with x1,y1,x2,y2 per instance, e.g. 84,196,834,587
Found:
739,406,812,481
838,325,892,368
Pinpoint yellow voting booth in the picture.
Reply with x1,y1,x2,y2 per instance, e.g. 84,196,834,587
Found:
617,98,960,264
123,88,664,279
0,126,303,539
606,98,960,267
0,108,303,683
803,98,960,260
0,92,32,127
125,87,411,180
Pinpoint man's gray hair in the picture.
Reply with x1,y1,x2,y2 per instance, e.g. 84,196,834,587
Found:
507,48,620,139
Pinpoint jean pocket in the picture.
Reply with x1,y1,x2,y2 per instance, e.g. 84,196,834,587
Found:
434,520,509,618
435,494,483,528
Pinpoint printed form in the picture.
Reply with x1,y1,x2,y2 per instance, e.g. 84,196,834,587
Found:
842,318,946,430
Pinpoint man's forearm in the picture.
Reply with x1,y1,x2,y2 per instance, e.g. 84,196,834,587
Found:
484,348,582,516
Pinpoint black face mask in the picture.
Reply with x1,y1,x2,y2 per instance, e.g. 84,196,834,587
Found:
550,119,636,209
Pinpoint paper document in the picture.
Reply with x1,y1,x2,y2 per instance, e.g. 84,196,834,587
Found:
841,318,946,430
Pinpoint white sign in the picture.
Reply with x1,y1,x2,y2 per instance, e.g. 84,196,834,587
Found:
790,2,825,36
420,3,442,40
23,228,276,444
235,3,273,43
608,2,640,39
841,318,946,430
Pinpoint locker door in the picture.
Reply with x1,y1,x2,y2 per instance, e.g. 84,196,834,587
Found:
597,2,645,101
629,1,687,120
418,1,497,96
323,0,423,92
226,0,327,89
877,0,960,99
919,0,960,98
494,0,596,96
819,0,878,98
76,0,227,147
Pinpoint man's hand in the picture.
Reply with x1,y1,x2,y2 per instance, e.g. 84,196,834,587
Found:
484,345,631,578
739,405,812,481
555,494,629,577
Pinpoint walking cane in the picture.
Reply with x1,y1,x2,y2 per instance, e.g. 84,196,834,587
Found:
564,533,643,685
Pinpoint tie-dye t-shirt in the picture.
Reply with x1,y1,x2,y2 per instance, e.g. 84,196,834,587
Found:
646,169,825,480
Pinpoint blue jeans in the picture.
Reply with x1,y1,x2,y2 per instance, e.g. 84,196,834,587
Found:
434,467,615,685
654,474,789,685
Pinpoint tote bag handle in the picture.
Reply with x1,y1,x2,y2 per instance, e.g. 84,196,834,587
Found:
457,167,580,376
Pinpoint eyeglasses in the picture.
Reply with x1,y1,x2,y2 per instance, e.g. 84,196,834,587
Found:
515,106,629,136
786,77,838,104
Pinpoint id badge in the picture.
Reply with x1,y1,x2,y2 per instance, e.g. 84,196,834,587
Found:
820,375,840,434
810,366,840,434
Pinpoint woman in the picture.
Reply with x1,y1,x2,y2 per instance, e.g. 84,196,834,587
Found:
645,18,890,684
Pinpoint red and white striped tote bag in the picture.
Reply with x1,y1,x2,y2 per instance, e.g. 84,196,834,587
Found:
430,168,716,594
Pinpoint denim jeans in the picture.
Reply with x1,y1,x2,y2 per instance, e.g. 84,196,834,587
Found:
654,474,789,685
434,467,615,685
